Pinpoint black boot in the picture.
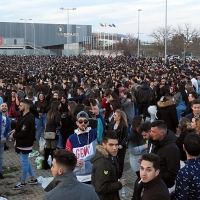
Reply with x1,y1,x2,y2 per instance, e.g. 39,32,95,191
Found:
43,148,51,170
4,143,9,151
51,149,56,161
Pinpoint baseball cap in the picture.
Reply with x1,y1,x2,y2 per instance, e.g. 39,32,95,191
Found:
76,111,89,120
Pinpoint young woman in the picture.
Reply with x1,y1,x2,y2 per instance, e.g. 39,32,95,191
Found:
7,90,20,119
176,118,192,161
121,91,135,135
58,94,69,148
35,93,48,140
94,89,105,117
191,117,200,134
176,83,188,121
108,99,121,124
108,109,129,178
101,88,112,120
61,101,77,148
44,101,61,170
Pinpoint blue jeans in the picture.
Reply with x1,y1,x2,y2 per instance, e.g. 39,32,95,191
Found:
19,152,35,181
35,113,46,140
57,131,63,148
176,106,186,122
0,142,4,173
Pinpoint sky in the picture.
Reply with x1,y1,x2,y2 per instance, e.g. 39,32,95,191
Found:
0,0,199,42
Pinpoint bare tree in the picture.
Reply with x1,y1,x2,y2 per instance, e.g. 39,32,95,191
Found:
149,25,175,57
176,22,199,43
170,34,185,56
174,22,200,57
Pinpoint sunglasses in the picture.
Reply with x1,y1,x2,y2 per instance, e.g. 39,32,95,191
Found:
78,120,88,124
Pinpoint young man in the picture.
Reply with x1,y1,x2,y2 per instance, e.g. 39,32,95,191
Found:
181,91,198,117
43,149,99,200
0,103,11,179
172,133,200,200
69,87,86,104
138,121,153,152
9,100,38,189
140,153,170,200
66,105,105,181
91,131,127,200
150,120,180,188
185,99,200,121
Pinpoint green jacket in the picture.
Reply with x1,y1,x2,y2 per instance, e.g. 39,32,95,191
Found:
90,145,122,200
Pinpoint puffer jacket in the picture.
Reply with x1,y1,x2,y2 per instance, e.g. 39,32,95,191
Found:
156,99,178,134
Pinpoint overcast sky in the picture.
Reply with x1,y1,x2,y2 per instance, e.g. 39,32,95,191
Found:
0,0,199,41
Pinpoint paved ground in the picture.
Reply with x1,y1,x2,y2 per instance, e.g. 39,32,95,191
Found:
0,141,137,200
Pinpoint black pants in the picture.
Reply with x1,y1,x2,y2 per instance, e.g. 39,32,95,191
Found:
117,147,126,178
138,103,149,119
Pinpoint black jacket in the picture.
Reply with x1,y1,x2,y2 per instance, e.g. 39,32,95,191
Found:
142,176,170,200
151,130,180,188
13,112,36,148
60,112,75,140
176,131,191,161
91,145,122,200
35,100,48,114
136,84,150,104
157,99,178,134
46,111,61,133
108,123,129,147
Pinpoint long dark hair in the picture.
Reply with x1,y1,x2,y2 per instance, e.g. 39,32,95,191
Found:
110,99,121,112
46,101,60,124
177,83,188,104
68,101,77,120
132,116,143,132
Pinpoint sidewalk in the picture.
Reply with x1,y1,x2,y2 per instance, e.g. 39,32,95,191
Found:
0,141,137,200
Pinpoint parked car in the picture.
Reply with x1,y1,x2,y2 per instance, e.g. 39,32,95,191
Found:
169,55,180,60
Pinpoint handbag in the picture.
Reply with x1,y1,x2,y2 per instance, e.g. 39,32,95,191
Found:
44,132,56,140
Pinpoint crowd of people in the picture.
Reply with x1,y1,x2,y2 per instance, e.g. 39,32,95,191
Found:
0,54,200,199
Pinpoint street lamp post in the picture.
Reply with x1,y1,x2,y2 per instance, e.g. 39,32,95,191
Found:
164,0,167,63
20,18,32,54
137,9,142,58
60,7,76,56
32,23,35,55
76,26,81,54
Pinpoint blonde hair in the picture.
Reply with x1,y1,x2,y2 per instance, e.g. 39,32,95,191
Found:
115,109,128,127
179,118,192,133
194,117,200,134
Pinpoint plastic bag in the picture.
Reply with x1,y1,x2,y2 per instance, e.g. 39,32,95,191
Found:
35,156,44,169
39,137,46,155
29,150,39,157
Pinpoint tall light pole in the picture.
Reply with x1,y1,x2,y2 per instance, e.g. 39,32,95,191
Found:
20,18,32,54
164,0,167,63
31,23,35,55
76,26,81,54
60,7,76,56
137,9,142,58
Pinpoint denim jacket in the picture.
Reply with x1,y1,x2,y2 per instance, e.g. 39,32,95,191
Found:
0,112,11,140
